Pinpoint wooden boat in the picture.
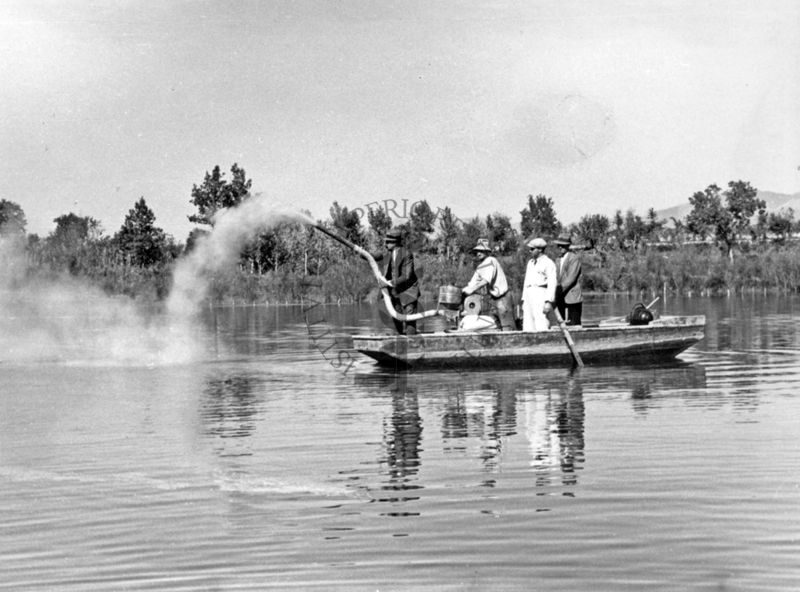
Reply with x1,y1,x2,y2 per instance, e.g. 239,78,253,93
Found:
352,315,706,368
306,225,704,369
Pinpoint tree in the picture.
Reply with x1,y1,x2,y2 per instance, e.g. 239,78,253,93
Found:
114,197,169,267
436,206,460,259
607,209,649,251
243,223,288,273
665,217,688,244
0,199,27,235
50,213,102,247
408,200,436,252
724,180,764,243
272,220,321,276
367,206,392,237
329,201,365,247
623,209,647,250
520,194,561,238
485,213,517,254
361,207,391,251
610,210,626,250
685,184,728,243
685,181,763,259
767,208,794,242
574,213,610,248
185,227,209,253
189,163,252,226
644,208,665,243
45,213,103,274
456,216,486,255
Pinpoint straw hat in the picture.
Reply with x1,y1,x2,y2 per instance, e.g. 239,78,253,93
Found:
554,235,572,247
470,238,492,253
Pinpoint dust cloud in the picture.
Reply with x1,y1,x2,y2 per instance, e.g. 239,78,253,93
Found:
0,196,306,366
166,195,304,318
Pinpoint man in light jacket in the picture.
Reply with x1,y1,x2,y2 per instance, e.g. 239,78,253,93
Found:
461,238,516,331
553,235,583,326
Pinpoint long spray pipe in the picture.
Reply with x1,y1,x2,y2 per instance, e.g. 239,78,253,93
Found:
311,224,442,322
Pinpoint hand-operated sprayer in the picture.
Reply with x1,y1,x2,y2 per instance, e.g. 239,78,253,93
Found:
310,224,442,324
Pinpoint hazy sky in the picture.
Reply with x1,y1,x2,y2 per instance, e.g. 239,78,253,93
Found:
2,0,798,240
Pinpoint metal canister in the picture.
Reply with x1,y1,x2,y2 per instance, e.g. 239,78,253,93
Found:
438,285,462,310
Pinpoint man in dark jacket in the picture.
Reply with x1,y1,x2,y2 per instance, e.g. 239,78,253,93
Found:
376,227,420,335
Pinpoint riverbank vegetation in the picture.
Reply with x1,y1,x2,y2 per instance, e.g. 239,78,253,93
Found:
3,163,800,306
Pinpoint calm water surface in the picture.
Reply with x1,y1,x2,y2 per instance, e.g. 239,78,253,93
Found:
2,295,799,591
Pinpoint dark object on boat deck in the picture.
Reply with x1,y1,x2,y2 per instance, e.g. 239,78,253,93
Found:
628,302,655,326
420,315,451,333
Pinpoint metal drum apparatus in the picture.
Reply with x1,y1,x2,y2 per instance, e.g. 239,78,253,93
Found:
428,285,462,331
462,294,483,315
463,293,493,316
438,285,461,310
461,293,497,331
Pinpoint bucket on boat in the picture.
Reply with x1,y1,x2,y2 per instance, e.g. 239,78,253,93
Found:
420,315,452,333
438,285,462,310
458,314,497,332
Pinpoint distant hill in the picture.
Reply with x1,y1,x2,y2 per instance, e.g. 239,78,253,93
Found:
657,190,800,223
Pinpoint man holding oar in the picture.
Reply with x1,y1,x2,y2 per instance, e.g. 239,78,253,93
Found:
521,237,557,332
521,236,585,366
553,235,583,326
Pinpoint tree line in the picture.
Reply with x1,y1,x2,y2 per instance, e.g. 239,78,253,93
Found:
2,163,800,304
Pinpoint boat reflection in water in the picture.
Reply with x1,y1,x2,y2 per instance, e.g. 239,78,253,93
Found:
356,360,707,500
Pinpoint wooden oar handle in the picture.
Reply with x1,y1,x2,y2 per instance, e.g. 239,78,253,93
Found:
553,308,584,368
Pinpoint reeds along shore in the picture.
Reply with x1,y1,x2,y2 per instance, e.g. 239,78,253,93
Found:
20,240,800,306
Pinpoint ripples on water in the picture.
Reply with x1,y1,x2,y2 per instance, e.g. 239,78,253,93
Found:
1,296,799,590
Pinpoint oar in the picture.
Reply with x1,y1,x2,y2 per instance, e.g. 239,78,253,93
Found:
643,296,660,310
553,308,584,368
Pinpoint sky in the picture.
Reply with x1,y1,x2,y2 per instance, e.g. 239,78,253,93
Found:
2,0,798,241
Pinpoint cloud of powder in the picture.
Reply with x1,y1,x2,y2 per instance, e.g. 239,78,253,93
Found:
0,196,311,366
166,195,308,318
0,235,204,366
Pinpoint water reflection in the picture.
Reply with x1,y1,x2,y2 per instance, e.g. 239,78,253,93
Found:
376,376,424,511
440,378,518,478
358,360,707,501
200,372,264,455
525,372,584,489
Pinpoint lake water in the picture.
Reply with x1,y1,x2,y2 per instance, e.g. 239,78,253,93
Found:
2,294,799,591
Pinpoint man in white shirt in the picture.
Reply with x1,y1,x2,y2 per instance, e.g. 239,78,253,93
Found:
521,237,557,332
461,238,516,330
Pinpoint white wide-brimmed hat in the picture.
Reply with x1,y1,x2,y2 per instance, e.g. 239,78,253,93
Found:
470,238,492,253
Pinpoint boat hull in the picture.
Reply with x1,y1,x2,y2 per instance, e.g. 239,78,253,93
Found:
352,315,706,368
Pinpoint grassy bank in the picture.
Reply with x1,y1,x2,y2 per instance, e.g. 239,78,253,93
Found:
22,242,800,306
